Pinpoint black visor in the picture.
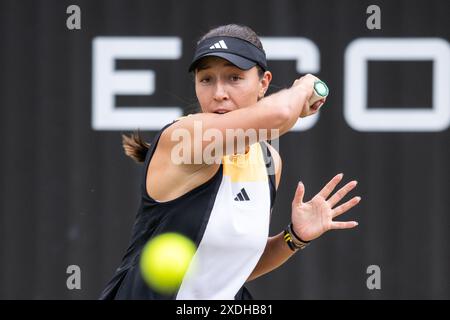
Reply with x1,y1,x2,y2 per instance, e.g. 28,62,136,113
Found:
188,36,267,72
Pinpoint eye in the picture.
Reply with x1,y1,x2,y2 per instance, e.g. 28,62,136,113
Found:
199,77,210,83
230,75,242,82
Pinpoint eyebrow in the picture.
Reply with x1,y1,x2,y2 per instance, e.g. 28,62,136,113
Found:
196,62,236,71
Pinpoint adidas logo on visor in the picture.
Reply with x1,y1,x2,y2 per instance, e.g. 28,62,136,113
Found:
209,40,228,49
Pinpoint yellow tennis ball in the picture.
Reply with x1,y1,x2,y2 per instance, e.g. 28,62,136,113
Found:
140,232,196,294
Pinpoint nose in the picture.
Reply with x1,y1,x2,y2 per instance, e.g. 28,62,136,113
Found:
213,81,229,101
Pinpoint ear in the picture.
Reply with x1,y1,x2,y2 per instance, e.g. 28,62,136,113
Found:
259,71,272,99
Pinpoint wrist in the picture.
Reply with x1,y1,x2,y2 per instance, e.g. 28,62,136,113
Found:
285,86,308,118
283,223,311,252
295,88,311,118
289,223,311,244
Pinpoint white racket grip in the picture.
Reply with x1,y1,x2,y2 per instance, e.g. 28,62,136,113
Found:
308,80,329,106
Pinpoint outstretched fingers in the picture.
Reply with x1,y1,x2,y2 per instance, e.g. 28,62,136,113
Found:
332,196,361,218
328,180,358,207
330,221,359,230
318,173,343,199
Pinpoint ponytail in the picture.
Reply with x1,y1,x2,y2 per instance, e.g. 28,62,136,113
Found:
121,130,150,163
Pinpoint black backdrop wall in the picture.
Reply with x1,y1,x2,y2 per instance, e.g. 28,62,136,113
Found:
0,0,448,299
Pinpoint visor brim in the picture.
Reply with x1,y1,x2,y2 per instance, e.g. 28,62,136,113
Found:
189,52,257,72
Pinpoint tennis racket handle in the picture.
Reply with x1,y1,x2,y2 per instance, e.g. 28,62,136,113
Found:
308,80,329,106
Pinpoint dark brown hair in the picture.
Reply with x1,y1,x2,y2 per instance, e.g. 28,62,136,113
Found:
121,130,149,163
122,24,264,162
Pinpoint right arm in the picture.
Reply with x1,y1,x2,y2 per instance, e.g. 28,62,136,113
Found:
160,74,322,164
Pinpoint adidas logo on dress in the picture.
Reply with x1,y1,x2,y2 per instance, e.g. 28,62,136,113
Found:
234,188,250,201
209,40,228,49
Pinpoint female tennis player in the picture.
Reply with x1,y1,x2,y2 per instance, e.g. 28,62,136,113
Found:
100,24,361,300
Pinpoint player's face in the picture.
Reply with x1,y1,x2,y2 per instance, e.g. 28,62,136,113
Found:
195,57,263,114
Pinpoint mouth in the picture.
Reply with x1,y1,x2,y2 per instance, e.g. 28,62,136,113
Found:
213,109,230,114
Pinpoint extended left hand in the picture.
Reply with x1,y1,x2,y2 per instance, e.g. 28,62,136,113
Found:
291,173,361,242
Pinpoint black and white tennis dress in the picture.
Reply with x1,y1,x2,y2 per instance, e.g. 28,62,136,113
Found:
100,119,277,300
